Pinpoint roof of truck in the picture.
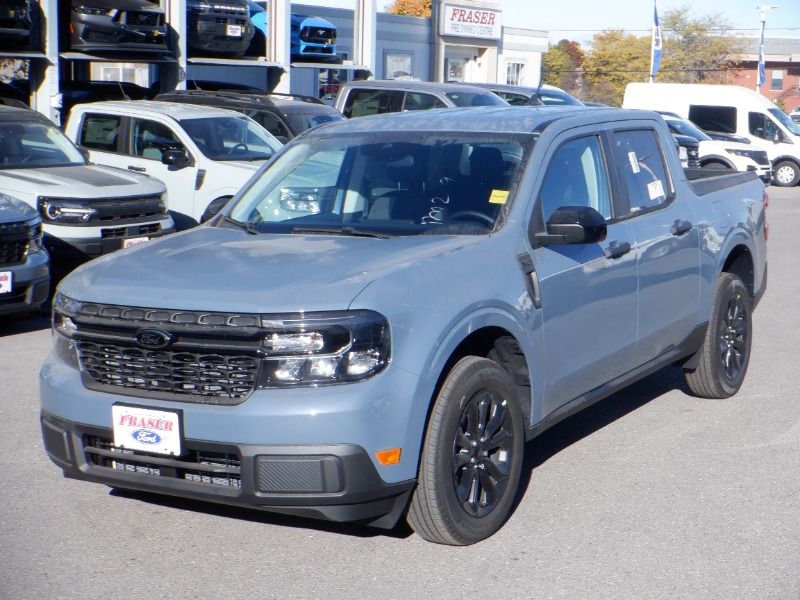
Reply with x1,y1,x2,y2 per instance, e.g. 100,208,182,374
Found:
309,105,648,136
69,100,249,120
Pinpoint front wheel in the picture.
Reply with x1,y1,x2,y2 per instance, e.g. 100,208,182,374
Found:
684,273,753,398
200,196,232,223
407,356,524,545
772,160,800,187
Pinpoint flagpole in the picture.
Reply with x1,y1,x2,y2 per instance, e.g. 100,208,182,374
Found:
756,5,778,93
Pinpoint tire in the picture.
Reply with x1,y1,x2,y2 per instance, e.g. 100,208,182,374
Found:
701,161,731,171
200,196,232,223
772,160,800,187
407,356,524,545
684,273,753,398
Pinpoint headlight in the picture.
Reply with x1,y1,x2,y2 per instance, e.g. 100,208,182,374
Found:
73,6,117,17
260,310,390,386
38,197,97,224
280,188,321,213
26,218,44,254
52,292,82,368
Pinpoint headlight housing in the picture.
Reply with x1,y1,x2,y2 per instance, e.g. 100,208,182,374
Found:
73,6,117,17
260,310,390,386
38,197,97,224
26,217,44,254
52,292,83,368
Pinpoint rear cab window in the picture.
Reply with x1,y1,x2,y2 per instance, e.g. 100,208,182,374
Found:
611,129,673,214
343,89,404,118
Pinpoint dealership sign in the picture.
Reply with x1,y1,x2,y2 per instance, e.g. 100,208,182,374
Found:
441,4,502,40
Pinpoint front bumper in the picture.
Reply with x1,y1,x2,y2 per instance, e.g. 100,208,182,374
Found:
188,13,253,55
41,410,414,528
70,15,168,54
44,220,175,265
0,248,49,316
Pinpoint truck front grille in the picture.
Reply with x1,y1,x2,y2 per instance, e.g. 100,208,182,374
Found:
0,220,39,267
85,435,242,489
77,341,259,401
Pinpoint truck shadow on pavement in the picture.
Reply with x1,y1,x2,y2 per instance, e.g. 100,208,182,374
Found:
0,311,50,336
110,366,689,543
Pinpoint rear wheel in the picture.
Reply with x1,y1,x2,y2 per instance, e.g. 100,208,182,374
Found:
407,356,524,545
772,160,800,187
684,273,752,398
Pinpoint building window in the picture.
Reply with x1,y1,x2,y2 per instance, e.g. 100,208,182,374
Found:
384,52,412,80
506,62,524,86
771,69,784,91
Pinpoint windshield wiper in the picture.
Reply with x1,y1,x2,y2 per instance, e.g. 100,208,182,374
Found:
221,214,260,235
291,226,394,239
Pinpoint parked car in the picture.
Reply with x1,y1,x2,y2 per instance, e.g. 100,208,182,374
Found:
624,82,800,186
155,89,344,143
0,0,34,50
0,193,49,317
0,106,173,269
466,82,584,107
187,0,253,57
335,79,507,118
660,112,771,182
246,2,338,62
791,109,800,125
65,100,282,225
41,106,766,545
66,0,168,54
671,133,700,169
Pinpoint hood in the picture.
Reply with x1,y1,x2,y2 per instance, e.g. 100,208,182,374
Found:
60,226,482,313
0,193,37,225
0,164,165,198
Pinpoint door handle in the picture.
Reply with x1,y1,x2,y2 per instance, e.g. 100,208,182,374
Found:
671,219,693,236
127,166,146,173
604,240,632,259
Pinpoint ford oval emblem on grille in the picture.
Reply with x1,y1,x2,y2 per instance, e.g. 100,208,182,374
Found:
135,329,174,350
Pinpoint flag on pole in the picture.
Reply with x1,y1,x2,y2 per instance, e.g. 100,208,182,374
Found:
649,0,663,82
757,19,767,87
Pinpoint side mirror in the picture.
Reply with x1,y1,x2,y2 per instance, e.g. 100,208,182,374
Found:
162,148,191,169
535,205,608,246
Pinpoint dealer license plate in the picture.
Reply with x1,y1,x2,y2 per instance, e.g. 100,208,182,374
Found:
226,24,242,37
123,236,149,249
0,271,12,294
112,405,182,456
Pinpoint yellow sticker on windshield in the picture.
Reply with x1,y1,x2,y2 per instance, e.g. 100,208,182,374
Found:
489,189,509,204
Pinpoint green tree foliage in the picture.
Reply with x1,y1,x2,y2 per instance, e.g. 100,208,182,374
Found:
542,39,584,95
385,0,431,17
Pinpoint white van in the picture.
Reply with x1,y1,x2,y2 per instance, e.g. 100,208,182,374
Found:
65,101,282,226
623,82,800,186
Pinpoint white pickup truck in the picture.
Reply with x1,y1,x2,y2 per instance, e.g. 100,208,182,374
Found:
64,101,282,226
0,106,172,269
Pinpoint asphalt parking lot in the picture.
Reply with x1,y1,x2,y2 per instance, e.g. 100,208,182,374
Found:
1,185,798,600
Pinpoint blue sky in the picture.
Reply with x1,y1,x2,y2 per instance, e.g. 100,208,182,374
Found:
310,0,800,44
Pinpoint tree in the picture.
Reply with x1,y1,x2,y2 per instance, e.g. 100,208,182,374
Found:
542,39,584,97
385,0,431,18
581,29,650,105
658,7,746,83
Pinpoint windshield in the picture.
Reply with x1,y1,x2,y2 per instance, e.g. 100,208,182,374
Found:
227,132,531,236
0,120,85,170
769,108,800,137
666,118,712,141
445,91,507,107
284,110,345,134
178,115,281,161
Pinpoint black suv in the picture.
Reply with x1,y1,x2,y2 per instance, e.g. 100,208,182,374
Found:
67,0,168,54
0,0,33,50
154,90,345,143
187,0,253,57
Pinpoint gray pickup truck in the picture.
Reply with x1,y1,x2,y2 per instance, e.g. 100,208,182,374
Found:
40,107,767,545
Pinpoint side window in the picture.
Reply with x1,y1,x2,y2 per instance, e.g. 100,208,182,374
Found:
248,109,290,142
688,105,736,134
539,136,612,223
131,119,184,161
403,92,446,111
497,91,532,106
79,114,121,152
748,112,780,141
343,89,403,118
612,129,670,214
